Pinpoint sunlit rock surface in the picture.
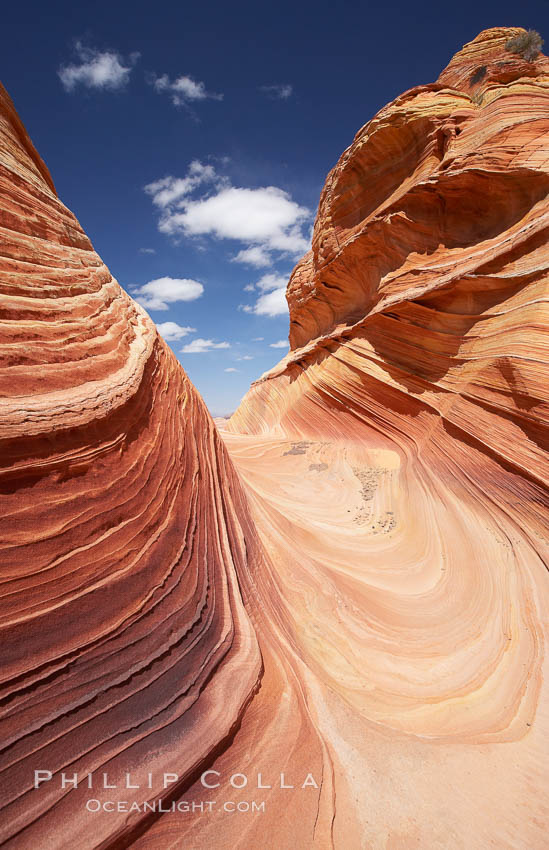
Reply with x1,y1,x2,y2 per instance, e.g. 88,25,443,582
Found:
0,82,261,848
1,25,548,850
221,26,549,849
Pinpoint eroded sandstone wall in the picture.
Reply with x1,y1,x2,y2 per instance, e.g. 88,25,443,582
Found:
0,82,262,848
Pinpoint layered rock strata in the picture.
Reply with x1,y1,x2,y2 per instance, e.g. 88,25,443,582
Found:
221,26,549,849
0,25,548,850
0,82,261,848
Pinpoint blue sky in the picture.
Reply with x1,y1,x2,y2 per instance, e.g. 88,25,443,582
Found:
3,0,547,414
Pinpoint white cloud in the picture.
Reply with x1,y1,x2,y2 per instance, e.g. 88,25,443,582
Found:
151,73,223,106
58,42,138,91
252,337,264,342
237,355,254,360
241,273,288,312
270,339,289,348
139,247,156,254
176,187,309,252
224,367,239,372
181,338,231,354
145,161,311,266
242,287,288,317
144,161,221,208
132,277,204,311
260,84,293,100
233,246,272,267
156,321,196,340
255,273,288,292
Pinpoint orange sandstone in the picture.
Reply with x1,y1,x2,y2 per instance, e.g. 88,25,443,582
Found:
0,81,262,848
223,26,549,849
1,25,548,850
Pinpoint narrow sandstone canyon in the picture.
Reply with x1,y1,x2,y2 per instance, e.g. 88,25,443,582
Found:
0,25,548,850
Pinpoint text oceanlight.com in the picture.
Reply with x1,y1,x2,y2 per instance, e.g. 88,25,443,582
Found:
85,799,266,814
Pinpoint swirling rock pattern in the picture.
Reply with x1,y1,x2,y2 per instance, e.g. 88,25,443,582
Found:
222,26,549,849
0,82,261,848
1,26,548,850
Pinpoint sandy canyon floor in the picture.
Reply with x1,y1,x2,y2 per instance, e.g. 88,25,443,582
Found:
1,23,548,850
136,425,548,849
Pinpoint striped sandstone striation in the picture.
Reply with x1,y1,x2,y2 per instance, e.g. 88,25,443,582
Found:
0,82,262,848
1,25,548,850
222,26,549,849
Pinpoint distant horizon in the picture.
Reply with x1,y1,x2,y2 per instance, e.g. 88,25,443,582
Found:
3,1,547,411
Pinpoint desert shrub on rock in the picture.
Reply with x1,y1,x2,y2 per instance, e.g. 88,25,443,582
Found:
470,65,487,85
505,29,543,62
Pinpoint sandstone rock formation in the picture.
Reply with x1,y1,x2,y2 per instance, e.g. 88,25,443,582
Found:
0,82,262,848
222,26,549,849
0,25,548,850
